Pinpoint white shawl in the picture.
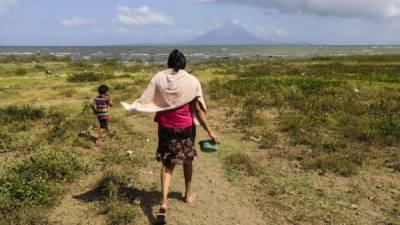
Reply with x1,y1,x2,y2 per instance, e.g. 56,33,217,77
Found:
121,69,206,124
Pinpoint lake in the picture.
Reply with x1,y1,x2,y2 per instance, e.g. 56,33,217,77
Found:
1,45,400,62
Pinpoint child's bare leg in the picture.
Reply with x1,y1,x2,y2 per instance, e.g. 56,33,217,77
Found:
96,128,103,145
102,128,109,141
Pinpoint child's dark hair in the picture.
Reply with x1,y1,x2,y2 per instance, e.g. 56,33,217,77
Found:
98,84,109,95
167,49,186,72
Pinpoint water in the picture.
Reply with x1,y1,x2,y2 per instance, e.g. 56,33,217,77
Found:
1,45,400,63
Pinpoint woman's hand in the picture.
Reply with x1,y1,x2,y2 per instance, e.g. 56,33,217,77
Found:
208,131,219,144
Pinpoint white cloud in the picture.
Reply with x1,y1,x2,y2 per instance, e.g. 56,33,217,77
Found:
116,5,173,26
117,4,130,14
62,16,96,27
273,29,288,37
0,0,17,13
199,0,400,19
253,26,289,38
162,28,205,37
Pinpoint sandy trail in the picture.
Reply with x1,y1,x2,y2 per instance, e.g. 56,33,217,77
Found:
49,112,266,225
133,141,265,225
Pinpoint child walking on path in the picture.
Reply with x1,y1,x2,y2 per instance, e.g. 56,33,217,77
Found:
92,84,113,145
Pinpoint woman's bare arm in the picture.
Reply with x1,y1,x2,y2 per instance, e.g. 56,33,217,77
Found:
193,99,219,143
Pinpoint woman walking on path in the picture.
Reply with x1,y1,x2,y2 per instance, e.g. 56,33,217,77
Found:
121,49,218,224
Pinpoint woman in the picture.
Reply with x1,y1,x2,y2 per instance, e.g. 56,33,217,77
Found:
121,49,218,224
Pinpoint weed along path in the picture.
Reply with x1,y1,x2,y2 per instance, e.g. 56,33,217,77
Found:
49,108,266,225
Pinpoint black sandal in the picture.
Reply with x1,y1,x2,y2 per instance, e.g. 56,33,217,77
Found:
156,207,167,224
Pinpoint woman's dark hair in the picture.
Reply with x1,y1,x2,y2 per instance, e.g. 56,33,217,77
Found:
98,84,109,95
168,49,186,72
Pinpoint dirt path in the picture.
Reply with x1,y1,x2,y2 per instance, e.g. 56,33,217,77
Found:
49,169,105,225
133,135,265,225
49,111,266,225
123,113,266,225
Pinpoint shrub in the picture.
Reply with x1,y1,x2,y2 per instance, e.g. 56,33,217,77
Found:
46,109,68,143
0,105,45,123
106,202,138,225
69,60,94,69
302,150,364,176
224,153,262,181
14,67,27,76
0,150,87,207
96,171,127,201
34,64,46,70
67,72,113,82
0,128,15,152
59,88,76,97
259,131,278,149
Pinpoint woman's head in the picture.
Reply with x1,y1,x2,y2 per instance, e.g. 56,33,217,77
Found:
168,49,186,72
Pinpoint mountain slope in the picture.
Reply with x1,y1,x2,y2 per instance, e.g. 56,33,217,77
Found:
181,23,279,45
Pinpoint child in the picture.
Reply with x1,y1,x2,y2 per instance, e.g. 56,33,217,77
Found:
92,84,112,145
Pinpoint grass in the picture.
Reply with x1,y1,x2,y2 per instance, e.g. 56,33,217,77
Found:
106,202,138,225
0,150,88,224
224,153,262,182
210,59,400,175
0,105,45,123
0,54,398,224
94,170,139,225
15,67,28,76
67,71,114,82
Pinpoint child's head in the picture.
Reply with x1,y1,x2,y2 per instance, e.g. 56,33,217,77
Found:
98,84,109,95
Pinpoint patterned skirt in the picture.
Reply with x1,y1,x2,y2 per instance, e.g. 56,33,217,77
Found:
156,124,197,169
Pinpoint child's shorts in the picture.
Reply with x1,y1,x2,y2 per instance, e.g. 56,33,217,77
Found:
98,119,108,129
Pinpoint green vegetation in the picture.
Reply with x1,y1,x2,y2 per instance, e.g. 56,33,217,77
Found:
94,171,139,225
0,105,45,123
15,67,28,76
210,55,400,176
106,202,139,225
0,150,88,224
67,71,114,82
0,54,398,224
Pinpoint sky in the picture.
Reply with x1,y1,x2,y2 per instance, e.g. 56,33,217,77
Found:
1,0,400,45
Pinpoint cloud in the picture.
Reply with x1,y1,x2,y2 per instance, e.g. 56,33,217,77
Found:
162,28,206,37
62,16,96,27
199,0,400,19
0,0,17,13
116,5,173,26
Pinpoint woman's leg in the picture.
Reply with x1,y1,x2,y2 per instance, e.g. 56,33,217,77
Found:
183,161,195,201
160,165,174,208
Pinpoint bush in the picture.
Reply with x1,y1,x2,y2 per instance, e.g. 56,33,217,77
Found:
224,153,262,182
0,128,15,152
0,150,87,224
0,105,45,123
67,72,113,82
106,202,138,225
0,150,87,207
69,60,94,69
302,150,364,176
14,67,27,76
259,131,278,149
96,171,127,201
59,88,76,97
46,109,68,143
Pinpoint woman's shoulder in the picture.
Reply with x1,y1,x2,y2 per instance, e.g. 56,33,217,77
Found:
181,70,200,82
